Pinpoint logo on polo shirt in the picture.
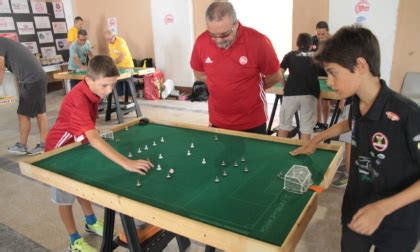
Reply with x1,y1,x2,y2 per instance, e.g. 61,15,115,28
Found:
205,57,213,64
385,111,400,121
371,132,388,152
239,56,248,65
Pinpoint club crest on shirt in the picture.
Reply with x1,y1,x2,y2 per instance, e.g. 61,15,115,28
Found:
385,111,400,121
239,56,248,65
371,132,388,152
205,57,213,64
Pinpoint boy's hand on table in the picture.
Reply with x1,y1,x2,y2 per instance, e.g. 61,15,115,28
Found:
289,141,318,156
122,159,154,175
348,200,387,236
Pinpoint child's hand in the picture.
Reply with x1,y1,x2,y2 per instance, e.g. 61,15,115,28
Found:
348,201,387,236
289,141,317,156
123,159,154,175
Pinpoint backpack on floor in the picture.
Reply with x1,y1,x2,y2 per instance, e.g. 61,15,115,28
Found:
144,71,164,100
189,81,208,102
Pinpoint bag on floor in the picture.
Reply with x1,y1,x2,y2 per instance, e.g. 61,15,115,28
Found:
144,71,164,100
189,81,208,102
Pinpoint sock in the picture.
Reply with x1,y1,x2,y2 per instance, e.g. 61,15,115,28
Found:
70,232,81,244
85,214,97,225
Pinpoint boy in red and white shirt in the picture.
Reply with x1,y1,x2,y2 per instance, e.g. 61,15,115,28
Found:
46,55,153,251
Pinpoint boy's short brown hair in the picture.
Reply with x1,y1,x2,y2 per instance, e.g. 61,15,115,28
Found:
316,25,381,77
87,55,120,81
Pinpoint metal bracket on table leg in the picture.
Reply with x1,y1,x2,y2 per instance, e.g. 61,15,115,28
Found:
120,213,143,252
175,235,191,252
267,94,282,135
127,77,142,118
100,208,116,252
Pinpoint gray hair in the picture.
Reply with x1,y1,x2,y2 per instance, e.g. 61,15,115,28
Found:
206,1,237,23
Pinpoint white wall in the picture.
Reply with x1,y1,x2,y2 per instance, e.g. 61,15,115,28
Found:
151,0,195,87
230,0,293,63
329,0,400,83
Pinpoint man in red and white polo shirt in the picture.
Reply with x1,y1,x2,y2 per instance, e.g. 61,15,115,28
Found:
190,1,282,134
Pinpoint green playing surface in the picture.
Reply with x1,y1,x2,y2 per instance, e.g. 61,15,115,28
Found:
34,123,337,246
275,78,333,92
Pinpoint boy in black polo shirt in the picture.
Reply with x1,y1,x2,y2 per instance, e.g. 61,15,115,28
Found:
278,33,320,141
291,26,420,251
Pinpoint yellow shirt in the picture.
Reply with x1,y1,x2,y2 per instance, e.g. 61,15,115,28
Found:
108,36,134,68
67,26,78,44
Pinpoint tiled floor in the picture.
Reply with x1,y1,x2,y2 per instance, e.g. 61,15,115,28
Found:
0,90,418,252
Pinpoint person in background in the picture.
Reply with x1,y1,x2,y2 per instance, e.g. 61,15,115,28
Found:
0,38,48,155
67,16,83,44
312,21,331,132
277,33,320,141
68,29,93,89
105,30,134,101
190,1,282,134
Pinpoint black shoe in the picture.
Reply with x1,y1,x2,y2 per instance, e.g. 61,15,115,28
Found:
313,122,328,132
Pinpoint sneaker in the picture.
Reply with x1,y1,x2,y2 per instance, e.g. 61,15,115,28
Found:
69,237,97,252
84,220,104,236
332,172,348,188
27,144,45,155
7,142,27,155
118,224,161,244
313,122,328,132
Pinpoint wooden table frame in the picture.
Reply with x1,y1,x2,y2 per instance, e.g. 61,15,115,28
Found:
19,118,344,252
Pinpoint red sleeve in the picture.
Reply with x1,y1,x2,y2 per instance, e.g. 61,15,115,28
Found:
69,94,96,139
190,37,204,72
258,36,280,75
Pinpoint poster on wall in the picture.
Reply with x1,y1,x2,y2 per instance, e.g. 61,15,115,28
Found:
0,32,19,42
0,17,15,30
107,17,118,34
40,46,56,58
17,22,35,35
55,38,68,51
34,16,50,29
30,1,47,14
11,0,30,14
52,2,64,18
52,22,67,34
21,41,38,54
0,0,12,13
37,30,53,43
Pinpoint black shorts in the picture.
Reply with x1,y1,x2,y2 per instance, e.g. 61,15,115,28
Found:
341,224,418,252
17,76,47,118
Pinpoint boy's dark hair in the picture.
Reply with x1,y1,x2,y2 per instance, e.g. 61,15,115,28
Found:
77,29,87,36
74,16,83,22
315,25,381,77
296,33,312,51
87,55,120,81
316,21,329,30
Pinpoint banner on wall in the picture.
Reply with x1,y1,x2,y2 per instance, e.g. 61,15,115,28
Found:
107,17,117,34
0,17,15,30
17,22,35,35
329,0,400,83
21,41,38,54
0,0,12,13
11,0,30,14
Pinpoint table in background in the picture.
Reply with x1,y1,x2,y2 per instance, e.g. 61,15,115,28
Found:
20,119,343,252
53,68,155,124
265,77,341,136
